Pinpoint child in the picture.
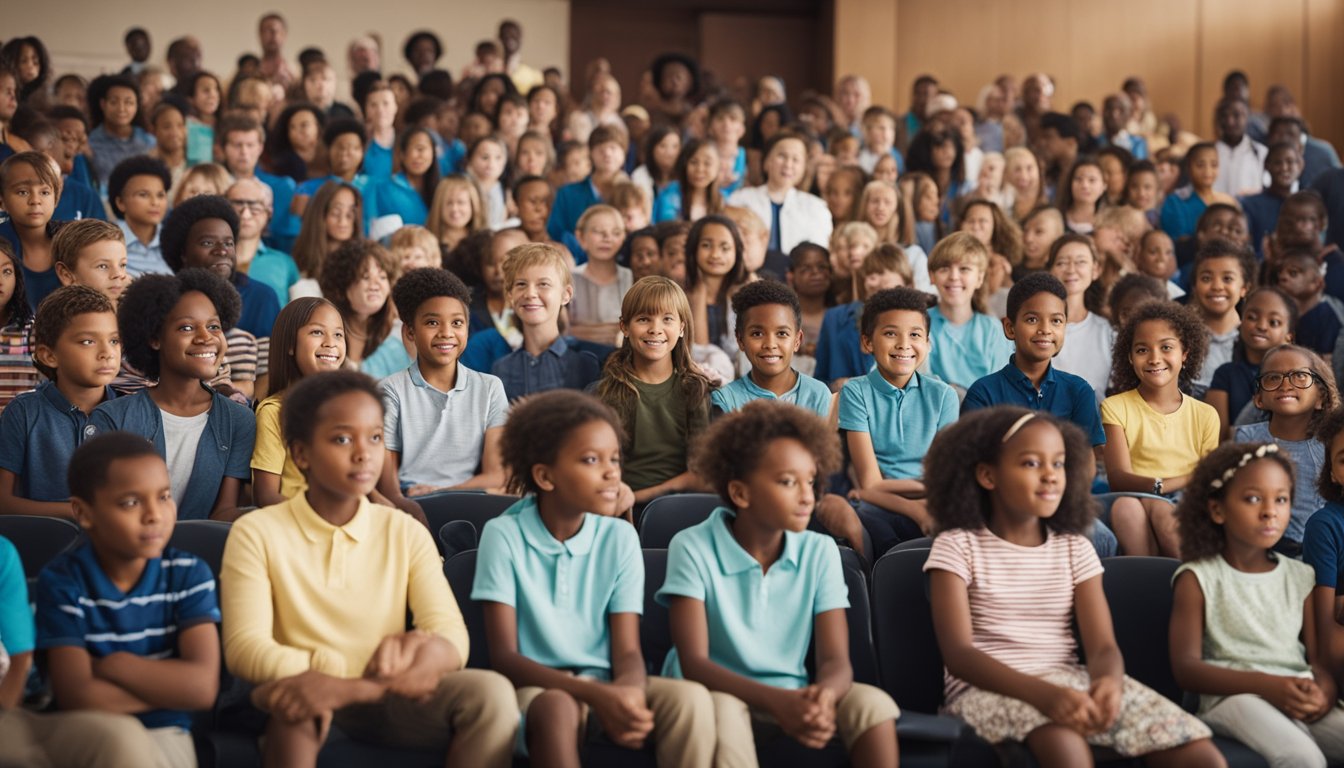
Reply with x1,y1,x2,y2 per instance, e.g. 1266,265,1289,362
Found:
0,152,61,309
707,98,747,195
958,199,1023,318
0,240,38,415
841,287,960,555
173,163,234,206
380,268,508,497
475,390,712,765
685,214,748,354
823,165,865,225
1020,206,1064,271
1160,143,1238,241
571,204,632,345
628,226,662,282
1277,250,1343,366
712,279,832,417
1233,344,1337,552
594,276,712,504
632,125,681,200
317,239,410,378
786,242,834,373
1124,160,1163,226
906,170,944,255
858,107,903,177
1190,240,1255,398
492,243,602,402
388,224,442,273
427,174,486,253
1057,156,1106,235
514,131,555,180
91,269,255,521
1102,301,1217,557
35,432,222,767
220,370,517,768
1106,274,1168,331
1171,442,1344,766
1240,141,1302,258
250,297,346,507
290,181,361,300
814,248,910,389
0,286,118,517
364,127,440,228
653,139,722,224
51,219,129,304
106,154,171,279
925,408,1219,767
1048,235,1114,402
1206,287,1297,439
1303,408,1344,669
720,205,774,280
925,232,1011,391
610,181,651,234
660,401,900,766
466,136,510,229
86,74,154,190
514,175,554,244
832,220,881,303
1135,230,1182,299
293,119,369,217
655,221,691,287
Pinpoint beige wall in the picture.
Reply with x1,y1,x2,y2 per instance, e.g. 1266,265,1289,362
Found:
833,0,1344,152
5,0,569,94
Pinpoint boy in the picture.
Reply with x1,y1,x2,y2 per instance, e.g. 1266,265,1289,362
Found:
490,243,601,402
221,370,516,767
293,118,369,216
654,220,690,287
51,219,129,305
1278,249,1341,360
628,226,662,281
35,431,220,766
707,99,747,195
840,287,959,556
106,154,171,278
712,280,831,418
514,174,554,244
924,232,1011,391
610,181,651,234
857,106,903,177
0,286,119,518
1268,192,1344,302
548,124,627,262
814,246,910,389
380,268,509,497
1241,141,1303,258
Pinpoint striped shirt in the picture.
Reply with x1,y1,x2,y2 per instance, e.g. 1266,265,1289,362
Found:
924,527,1102,703
0,319,39,415
35,542,220,728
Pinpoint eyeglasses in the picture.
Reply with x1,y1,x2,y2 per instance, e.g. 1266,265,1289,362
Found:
228,199,267,215
1258,369,1320,391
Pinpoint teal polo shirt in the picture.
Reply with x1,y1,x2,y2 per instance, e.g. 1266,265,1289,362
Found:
925,307,1012,390
838,368,959,480
710,369,832,418
472,496,643,680
657,507,849,689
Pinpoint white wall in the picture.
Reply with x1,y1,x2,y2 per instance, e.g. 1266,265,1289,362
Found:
5,0,569,93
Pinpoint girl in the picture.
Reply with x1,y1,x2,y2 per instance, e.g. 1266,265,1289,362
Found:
91,269,255,521
595,276,712,504
146,100,188,194
318,239,410,379
172,163,233,206
1190,242,1255,398
925,232,1010,391
925,408,1220,768
823,165,865,225
959,199,1023,318
0,241,37,414
903,171,943,255
1002,147,1046,222
571,205,633,345
1233,344,1337,551
1102,301,1217,557
527,84,561,143
1206,288,1298,439
685,215,748,354
872,153,899,184
1303,409,1344,675
1096,147,1131,207
976,151,1006,203
365,127,440,227
513,130,555,180
632,125,681,201
290,181,361,300
905,128,966,229
1172,442,1344,766
1048,235,1114,402
388,225,442,273
480,390,713,766
1106,274,1168,332
465,136,511,229
663,402,899,767
787,241,834,372
183,71,222,166
727,132,833,256
0,151,61,309
1020,206,1064,272
250,297,346,506
86,74,154,191
654,139,722,224
858,180,904,246
1057,157,1107,235
629,227,663,282
263,102,325,183
360,82,398,182
830,221,880,304
426,175,487,253
1124,161,1163,227
1160,143,1238,242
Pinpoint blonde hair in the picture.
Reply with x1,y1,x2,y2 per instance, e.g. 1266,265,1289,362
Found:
837,220,879,250
928,231,991,314
173,163,234,205
502,242,572,289
426,175,486,242
857,180,907,245
608,182,650,215
1094,204,1149,243
721,205,767,240
388,225,442,270
577,203,624,233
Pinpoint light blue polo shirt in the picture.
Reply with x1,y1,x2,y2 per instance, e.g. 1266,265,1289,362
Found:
710,370,832,418
656,507,849,689
925,307,1011,390
838,368,959,480
472,496,643,680
380,360,508,489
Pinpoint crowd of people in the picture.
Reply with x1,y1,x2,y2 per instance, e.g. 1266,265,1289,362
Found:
2,12,1344,768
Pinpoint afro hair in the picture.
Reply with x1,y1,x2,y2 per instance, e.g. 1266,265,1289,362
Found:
500,390,624,496
392,267,473,324
118,269,241,379
1109,300,1208,395
1005,271,1067,322
860,286,932,338
690,400,842,509
159,194,240,271
730,279,801,338
107,155,172,220
1175,441,1298,562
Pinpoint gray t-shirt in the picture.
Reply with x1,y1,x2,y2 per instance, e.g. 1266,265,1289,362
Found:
160,409,210,505
381,361,508,488
571,265,633,325
1233,422,1326,543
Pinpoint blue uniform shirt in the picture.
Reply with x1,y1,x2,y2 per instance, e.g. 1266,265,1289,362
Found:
838,368,959,480
962,357,1106,446
0,382,114,501
711,370,832,418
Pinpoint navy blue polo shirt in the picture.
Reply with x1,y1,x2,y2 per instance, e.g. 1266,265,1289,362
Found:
233,272,280,341
0,381,114,501
491,335,602,402
962,356,1106,446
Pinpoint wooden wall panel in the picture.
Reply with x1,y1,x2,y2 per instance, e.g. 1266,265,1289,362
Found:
700,13,824,103
1196,0,1305,138
834,0,899,109
1304,0,1344,151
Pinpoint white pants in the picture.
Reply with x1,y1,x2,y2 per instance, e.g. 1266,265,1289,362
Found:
1202,694,1344,768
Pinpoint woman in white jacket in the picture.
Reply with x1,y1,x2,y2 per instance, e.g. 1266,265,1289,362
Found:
727,132,833,254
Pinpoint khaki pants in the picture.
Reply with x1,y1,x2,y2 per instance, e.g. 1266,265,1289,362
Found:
333,668,518,768
710,682,900,768
517,676,715,768
0,708,195,768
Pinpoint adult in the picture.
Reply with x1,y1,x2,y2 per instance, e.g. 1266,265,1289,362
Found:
347,35,381,78
228,177,298,307
897,74,939,153
1100,93,1147,160
727,131,832,254
165,36,202,84
498,20,543,96
257,13,295,88
1037,112,1079,202
1213,96,1266,198
120,28,151,77
834,74,871,137
1018,72,1054,148
403,31,442,77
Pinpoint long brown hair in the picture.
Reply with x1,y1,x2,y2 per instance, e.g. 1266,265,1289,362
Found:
292,180,362,279
318,240,395,361
267,296,344,395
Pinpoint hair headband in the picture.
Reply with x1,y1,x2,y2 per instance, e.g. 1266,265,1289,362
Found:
1001,413,1037,443
1209,443,1280,490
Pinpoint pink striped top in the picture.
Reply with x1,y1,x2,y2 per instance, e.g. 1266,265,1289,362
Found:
924,527,1103,703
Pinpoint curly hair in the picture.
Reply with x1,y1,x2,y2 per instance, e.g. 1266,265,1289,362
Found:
1316,408,1344,504
118,269,240,379
923,407,1097,535
1191,238,1257,289
86,73,140,130
159,195,239,271
107,155,171,219
265,102,326,162
1108,300,1208,395
402,31,442,66
1255,343,1339,435
1006,271,1067,321
500,390,625,496
690,400,842,508
731,279,801,339
860,286,932,338
1176,441,1298,561
392,267,472,324
32,286,116,381
319,239,395,360
1105,273,1167,324
282,370,384,448
0,240,30,329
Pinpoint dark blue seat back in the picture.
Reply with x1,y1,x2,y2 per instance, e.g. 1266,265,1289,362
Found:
637,494,721,548
0,516,82,578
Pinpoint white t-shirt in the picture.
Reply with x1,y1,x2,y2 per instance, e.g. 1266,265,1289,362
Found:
160,409,210,505
1053,311,1115,402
